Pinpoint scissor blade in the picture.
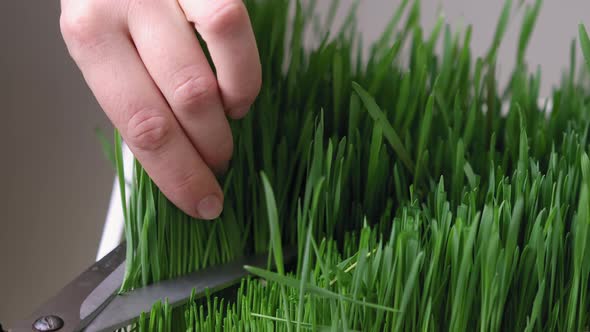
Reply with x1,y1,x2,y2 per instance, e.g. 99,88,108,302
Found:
9,243,126,332
84,252,271,332
78,260,126,325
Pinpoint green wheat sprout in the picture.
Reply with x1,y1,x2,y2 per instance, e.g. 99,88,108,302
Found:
110,0,590,330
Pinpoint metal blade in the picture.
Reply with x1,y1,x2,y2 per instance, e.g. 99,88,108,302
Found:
78,260,126,325
84,252,271,332
9,243,126,332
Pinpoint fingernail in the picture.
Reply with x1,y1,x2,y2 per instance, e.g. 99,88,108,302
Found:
197,195,223,220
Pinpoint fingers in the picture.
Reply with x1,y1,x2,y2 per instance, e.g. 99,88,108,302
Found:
128,0,233,173
59,0,262,220
178,0,262,119
60,10,223,219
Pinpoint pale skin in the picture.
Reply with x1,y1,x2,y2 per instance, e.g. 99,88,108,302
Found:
59,0,262,220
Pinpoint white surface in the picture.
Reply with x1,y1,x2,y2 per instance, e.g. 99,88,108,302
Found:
96,144,133,261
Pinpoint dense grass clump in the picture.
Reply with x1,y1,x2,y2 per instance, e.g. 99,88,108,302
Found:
114,0,590,330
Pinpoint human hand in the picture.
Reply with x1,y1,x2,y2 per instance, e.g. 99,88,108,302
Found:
60,0,261,219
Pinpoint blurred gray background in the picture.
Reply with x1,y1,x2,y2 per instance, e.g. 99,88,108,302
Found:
2,0,589,326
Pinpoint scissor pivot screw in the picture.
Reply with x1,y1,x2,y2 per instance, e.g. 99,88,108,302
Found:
33,315,64,331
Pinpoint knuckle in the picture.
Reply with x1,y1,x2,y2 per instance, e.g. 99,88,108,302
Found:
126,109,172,152
200,1,248,35
164,171,201,216
60,3,104,46
167,170,222,217
170,170,200,197
172,72,218,107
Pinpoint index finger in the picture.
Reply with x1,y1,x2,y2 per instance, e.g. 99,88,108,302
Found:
64,31,223,220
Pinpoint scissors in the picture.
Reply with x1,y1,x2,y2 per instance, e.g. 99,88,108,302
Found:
9,243,293,332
